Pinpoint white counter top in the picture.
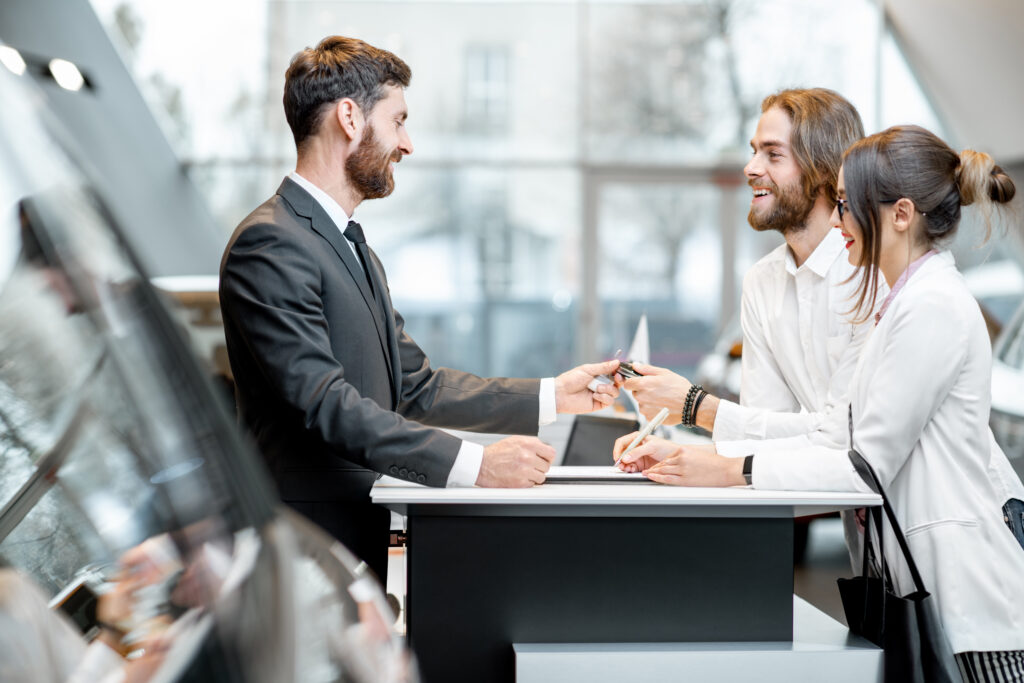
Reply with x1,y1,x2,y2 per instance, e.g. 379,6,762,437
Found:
371,466,880,518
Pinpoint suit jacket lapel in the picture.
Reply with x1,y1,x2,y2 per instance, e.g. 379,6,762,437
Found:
276,179,397,396
309,207,377,310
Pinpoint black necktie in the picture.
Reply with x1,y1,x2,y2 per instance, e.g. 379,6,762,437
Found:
344,220,397,398
343,220,374,297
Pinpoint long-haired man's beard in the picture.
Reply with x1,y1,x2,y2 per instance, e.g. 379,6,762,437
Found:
747,178,815,235
346,124,401,200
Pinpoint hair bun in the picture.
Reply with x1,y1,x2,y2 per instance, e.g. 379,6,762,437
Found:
957,149,992,206
988,164,1016,204
958,149,1016,206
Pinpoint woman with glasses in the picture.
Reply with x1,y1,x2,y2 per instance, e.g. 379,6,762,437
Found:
616,125,1024,681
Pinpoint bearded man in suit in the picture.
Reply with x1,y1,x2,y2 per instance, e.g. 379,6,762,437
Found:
219,36,619,580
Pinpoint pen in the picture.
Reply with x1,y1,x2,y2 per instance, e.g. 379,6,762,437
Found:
619,407,670,460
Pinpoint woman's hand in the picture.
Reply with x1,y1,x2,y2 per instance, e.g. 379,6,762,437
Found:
643,444,746,487
613,433,681,473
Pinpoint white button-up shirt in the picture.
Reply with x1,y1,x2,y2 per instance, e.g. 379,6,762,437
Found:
713,228,871,449
287,172,556,487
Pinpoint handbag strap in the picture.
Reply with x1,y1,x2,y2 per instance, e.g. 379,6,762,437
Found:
870,505,896,590
847,405,928,594
860,507,872,576
859,500,893,589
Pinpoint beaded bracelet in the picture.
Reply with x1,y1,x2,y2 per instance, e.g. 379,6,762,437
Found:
682,384,703,427
692,388,709,428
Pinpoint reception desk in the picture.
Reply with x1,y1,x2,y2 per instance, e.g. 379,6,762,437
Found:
371,470,881,683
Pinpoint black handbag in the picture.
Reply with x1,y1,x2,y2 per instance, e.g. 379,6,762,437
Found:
837,407,960,683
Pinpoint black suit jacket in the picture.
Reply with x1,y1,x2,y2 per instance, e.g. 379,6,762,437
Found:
219,178,541,505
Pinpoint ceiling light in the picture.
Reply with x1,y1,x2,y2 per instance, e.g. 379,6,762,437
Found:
48,58,84,91
0,46,27,76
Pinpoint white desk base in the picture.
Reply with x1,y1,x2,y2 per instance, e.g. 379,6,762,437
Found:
514,597,882,683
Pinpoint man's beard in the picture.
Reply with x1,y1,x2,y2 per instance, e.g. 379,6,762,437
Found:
346,124,401,200
747,178,815,235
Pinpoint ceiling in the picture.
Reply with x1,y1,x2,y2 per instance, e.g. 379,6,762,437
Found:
885,0,1024,163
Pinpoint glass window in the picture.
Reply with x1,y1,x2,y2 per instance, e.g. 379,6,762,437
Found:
583,0,880,163
358,164,581,377
595,179,769,376
464,45,510,135
88,0,952,379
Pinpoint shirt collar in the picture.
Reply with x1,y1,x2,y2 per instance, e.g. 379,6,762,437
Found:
784,228,846,277
288,171,353,238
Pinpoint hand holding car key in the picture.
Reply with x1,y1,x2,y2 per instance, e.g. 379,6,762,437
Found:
586,349,642,392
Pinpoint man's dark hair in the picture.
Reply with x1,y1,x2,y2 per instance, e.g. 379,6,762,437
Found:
283,36,411,151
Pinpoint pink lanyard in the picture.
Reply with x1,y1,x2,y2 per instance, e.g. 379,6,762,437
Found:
874,250,938,326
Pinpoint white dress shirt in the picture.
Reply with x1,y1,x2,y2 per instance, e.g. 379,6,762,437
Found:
750,251,1024,653
288,172,556,487
713,228,872,449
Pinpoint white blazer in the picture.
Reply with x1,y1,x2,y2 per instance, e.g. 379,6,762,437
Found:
753,250,1024,654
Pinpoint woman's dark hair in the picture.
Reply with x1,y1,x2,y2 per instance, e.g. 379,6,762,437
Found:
283,36,411,151
842,125,1016,319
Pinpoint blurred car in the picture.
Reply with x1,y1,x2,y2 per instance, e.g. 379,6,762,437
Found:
954,260,1024,477
0,49,414,682
963,259,1024,341
991,300,1024,480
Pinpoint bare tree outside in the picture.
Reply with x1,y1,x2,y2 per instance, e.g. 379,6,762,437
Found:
590,0,758,315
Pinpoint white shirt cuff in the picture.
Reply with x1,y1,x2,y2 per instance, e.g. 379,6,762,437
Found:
446,440,485,487
710,398,743,441
446,377,554,487
538,377,556,426
750,446,868,492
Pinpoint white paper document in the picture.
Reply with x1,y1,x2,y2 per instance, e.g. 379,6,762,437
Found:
544,465,649,483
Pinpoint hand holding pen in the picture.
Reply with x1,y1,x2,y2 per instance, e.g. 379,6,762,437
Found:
612,407,672,472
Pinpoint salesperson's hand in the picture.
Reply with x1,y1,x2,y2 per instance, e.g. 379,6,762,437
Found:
554,360,621,413
620,363,691,426
643,444,745,487
613,433,680,473
477,436,556,487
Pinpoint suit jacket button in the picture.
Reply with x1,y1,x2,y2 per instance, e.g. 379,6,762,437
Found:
417,474,426,483
389,466,398,475
399,467,408,477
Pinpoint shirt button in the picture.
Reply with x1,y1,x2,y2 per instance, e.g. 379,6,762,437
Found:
417,474,426,483
399,467,408,477
389,466,398,475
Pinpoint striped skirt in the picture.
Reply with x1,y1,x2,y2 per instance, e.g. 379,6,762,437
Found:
957,651,1024,683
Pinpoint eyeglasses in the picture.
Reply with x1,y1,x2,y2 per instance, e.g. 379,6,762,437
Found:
836,198,850,219
837,197,926,220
